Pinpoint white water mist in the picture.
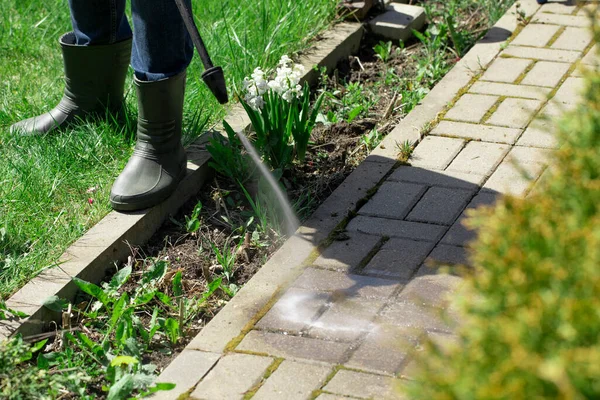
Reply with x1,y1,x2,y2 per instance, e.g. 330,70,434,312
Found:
235,131,299,237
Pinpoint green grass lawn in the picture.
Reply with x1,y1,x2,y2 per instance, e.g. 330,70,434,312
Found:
0,0,338,298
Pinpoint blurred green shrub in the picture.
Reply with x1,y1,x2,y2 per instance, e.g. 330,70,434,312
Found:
405,20,600,400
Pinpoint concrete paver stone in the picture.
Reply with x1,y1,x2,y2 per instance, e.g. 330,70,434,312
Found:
408,136,465,170
398,273,463,309
469,80,551,100
540,1,578,14
406,187,473,225
292,268,401,299
252,360,331,400
364,239,435,280
511,23,560,47
444,94,498,123
324,370,404,400
347,216,447,242
427,244,470,267
553,77,586,107
237,330,350,364
431,120,522,144
486,98,543,129
359,181,427,220
502,45,581,63
256,288,330,334
482,160,545,196
441,192,500,247
191,353,273,400
369,3,426,41
153,350,221,400
389,166,485,190
551,27,593,52
346,324,414,375
581,44,599,66
308,298,385,342
314,232,381,272
521,61,571,88
446,141,510,177
481,57,532,83
533,13,590,27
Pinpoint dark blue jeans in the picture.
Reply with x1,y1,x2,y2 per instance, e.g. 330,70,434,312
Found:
68,0,194,81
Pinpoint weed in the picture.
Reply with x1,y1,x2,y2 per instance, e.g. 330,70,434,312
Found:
374,40,394,62
397,140,414,162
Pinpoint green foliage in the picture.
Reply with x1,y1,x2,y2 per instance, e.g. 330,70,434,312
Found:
241,83,324,171
0,335,89,399
207,121,254,185
406,36,600,400
374,40,394,62
185,202,203,233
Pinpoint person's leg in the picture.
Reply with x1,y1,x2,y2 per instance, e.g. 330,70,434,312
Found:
130,0,194,81
10,0,132,135
68,0,132,45
110,0,193,211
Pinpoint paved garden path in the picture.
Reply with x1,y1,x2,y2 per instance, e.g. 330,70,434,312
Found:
156,3,598,399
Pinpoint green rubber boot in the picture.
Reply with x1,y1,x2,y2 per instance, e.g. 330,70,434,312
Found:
110,71,187,211
10,32,132,135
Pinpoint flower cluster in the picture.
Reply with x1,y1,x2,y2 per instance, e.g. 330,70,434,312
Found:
242,55,305,110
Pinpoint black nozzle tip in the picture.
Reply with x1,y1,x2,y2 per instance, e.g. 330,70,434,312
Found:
202,66,229,105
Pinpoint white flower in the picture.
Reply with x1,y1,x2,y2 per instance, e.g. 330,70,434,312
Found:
247,95,265,111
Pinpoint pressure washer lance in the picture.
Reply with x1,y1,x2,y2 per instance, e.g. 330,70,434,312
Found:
174,0,229,104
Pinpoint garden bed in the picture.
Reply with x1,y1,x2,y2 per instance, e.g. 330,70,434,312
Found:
1,0,520,398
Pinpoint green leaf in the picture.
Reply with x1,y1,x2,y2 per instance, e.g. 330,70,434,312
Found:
43,295,69,312
30,338,48,353
172,271,183,297
163,318,180,344
142,260,168,284
110,265,132,290
107,374,135,400
37,353,50,370
110,294,128,327
347,105,363,123
110,355,139,367
73,277,110,306
156,292,173,308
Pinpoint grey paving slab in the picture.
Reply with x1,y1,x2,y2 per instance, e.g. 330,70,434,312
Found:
153,350,221,400
256,288,330,334
316,394,353,400
521,61,571,87
252,361,331,400
363,239,435,280
398,273,463,309
469,81,552,100
486,98,543,129
308,298,384,342
378,300,454,334
358,181,427,220
427,244,470,267
506,146,553,166
483,160,545,196
511,23,560,47
553,77,586,107
408,136,465,170
389,166,485,190
406,187,473,225
516,103,563,148
540,1,578,14
346,324,414,375
577,3,600,17
324,370,403,400
502,45,581,63
430,120,522,144
237,330,350,364
441,192,500,247
314,232,381,272
533,12,590,27
446,141,510,177
444,94,499,123
551,27,593,51
191,353,273,400
347,216,447,242
292,268,400,300
369,3,426,41
581,44,599,66
480,57,532,83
